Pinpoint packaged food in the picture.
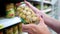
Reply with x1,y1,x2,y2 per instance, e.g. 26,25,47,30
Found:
6,3,15,18
0,31,3,34
0,24,4,29
16,3,40,24
13,25,18,34
5,28,13,34
18,23,22,34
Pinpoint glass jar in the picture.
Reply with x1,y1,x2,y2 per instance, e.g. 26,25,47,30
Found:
6,3,15,18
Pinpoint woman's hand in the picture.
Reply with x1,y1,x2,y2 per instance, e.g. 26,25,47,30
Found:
24,0,45,20
24,0,42,15
22,14,51,34
23,0,60,34
22,0,51,34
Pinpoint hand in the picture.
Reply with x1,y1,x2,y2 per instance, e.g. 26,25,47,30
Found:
22,16,51,34
24,0,46,19
24,0,43,15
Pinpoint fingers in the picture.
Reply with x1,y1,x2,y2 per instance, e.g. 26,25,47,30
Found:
24,0,41,14
24,0,32,7
39,16,44,23
38,16,45,26
22,24,36,30
22,24,37,34
36,14,44,23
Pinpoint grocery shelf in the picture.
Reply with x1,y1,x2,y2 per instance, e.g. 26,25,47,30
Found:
29,0,51,4
43,1,51,4
0,17,21,30
30,0,58,5
42,8,52,13
30,0,40,2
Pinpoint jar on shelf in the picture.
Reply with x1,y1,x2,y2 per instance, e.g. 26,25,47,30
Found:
0,31,3,34
6,3,15,18
18,23,22,34
5,27,13,34
13,25,18,34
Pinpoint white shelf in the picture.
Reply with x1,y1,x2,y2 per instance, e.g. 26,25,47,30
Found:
42,8,52,13
30,0,58,5
30,0,51,4
0,17,21,30
30,0,40,2
43,1,51,4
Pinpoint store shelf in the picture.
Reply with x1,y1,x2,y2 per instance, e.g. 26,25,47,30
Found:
30,0,40,2
29,0,51,4
30,0,57,5
0,17,21,30
42,8,52,13
43,1,51,4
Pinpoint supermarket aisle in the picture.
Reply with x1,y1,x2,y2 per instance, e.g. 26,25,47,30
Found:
0,0,60,34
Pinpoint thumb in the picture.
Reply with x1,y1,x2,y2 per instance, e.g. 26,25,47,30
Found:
24,0,33,8
38,16,45,26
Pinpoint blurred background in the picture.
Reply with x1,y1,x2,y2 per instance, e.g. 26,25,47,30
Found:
0,0,60,34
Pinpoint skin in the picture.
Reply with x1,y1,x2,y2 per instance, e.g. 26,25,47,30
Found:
22,0,60,34
22,14,51,34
